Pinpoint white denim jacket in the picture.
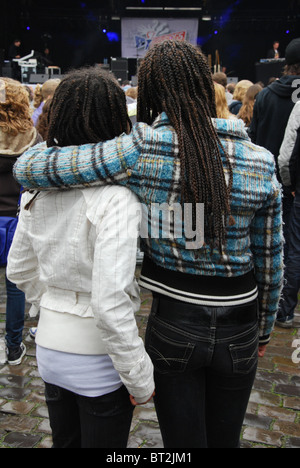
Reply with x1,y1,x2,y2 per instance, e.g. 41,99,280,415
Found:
7,185,154,403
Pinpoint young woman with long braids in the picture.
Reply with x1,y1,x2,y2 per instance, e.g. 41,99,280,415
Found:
7,68,155,448
13,41,283,448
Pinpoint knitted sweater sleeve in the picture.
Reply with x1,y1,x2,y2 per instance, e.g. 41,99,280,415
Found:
13,127,144,190
250,169,284,343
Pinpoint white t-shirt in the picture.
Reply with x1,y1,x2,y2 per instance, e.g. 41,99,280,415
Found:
37,345,122,397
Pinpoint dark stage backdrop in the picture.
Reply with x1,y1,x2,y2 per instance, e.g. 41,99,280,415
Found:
0,10,298,83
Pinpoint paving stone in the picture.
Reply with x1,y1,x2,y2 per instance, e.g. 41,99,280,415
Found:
285,437,300,449
275,384,300,397
249,390,282,407
0,414,39,433
0,387,32,400
258,405,297,422
133,405,158,423
36,418,52,434
0,401,35,415
242,427,283,447
128,421,163,448
273,420,300,438
0,374,31,388
32,405,49,419
36,436,53,448
283,396,300,411
3,432,41,448
243,413,273,430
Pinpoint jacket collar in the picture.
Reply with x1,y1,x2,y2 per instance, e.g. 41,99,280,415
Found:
212,118,250,141
152,112,250,141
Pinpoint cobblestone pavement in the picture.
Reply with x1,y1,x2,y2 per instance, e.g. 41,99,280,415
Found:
0,266,299,448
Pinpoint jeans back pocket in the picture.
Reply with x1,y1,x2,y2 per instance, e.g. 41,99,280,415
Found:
229,331,259,375
146,325,195,375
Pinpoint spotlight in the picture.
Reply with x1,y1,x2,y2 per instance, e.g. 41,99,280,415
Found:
202,11,211,21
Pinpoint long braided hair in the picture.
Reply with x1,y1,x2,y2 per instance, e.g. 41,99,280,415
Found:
47,67,131,147
137,40,234,251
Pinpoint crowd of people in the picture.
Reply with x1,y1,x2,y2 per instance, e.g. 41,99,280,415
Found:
0,36,300,448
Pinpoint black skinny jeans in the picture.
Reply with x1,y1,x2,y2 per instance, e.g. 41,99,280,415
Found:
44,383,134,448
145,295,259,448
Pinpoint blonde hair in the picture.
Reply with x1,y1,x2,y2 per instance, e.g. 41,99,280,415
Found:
214,82,232,119
33,84,43,109
232,80,253,102
33,79,61,109
125,86,138,100
41,79,61,100
238,84,262,127
0,78,33,135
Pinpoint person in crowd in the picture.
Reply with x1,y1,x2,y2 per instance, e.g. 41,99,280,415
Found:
237,84,263,128
14,40,283,449
212,71,233,105
249,37,300,256
7,67,154,449
36,98,52,141
32,79,60,126
8,39,22,61
268,77,278,85
121,80,131,92
229,79,253,115
8,39,22,81
277,101,300,327
0,77,42,365
40,48,53,67
267,40,280,59
23,85,34,110
226,82,236,96
126,86,138,125
214,82,237,119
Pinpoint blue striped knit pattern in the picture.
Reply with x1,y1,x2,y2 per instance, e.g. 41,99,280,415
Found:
14,113,283,337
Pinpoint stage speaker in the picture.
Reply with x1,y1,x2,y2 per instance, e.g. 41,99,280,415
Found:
29,74,49,83
1,60,13,78
111,58,128,82
111,58,128,71
112,70,128,82
1,66,12,78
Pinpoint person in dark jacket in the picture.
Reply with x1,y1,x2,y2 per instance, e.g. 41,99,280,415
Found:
267,41,280,59
8,39,22,81
0,77,42,364
249,37,300,255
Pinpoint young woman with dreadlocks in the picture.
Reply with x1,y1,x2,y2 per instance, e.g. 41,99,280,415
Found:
12,41,283,448
7,67,155,448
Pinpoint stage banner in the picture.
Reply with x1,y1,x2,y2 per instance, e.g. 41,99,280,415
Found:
121,18,199,58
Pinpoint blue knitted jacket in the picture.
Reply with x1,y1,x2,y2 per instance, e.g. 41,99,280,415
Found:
14,113,283,339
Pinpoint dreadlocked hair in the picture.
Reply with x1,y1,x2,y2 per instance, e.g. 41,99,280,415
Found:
47,67,132,147
137,40,234,251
